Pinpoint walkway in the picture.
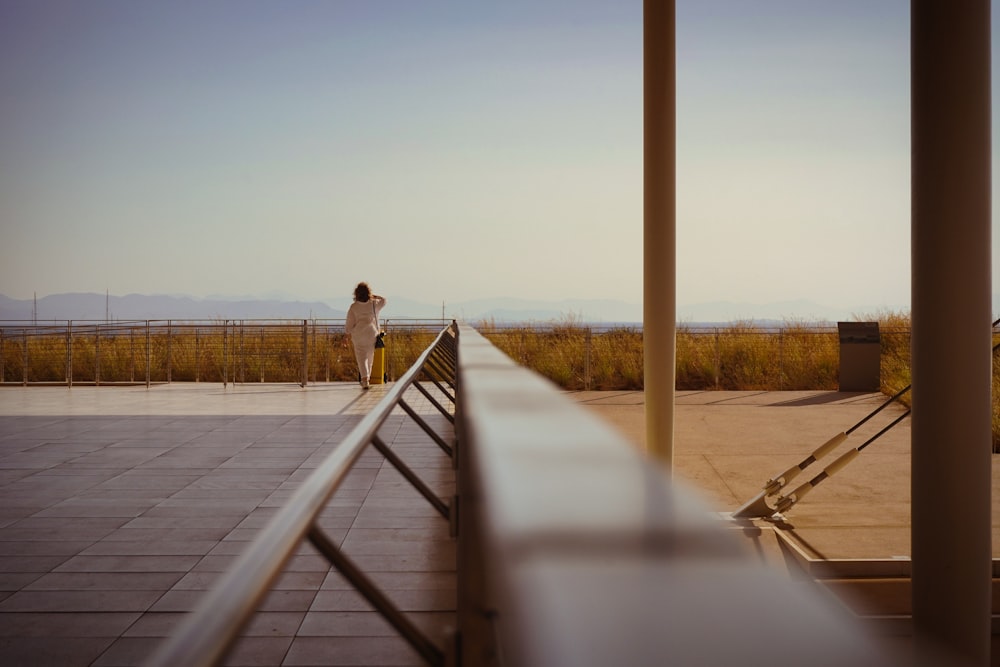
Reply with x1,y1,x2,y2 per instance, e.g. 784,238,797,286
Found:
572,390,915,557
571,389,1000,559
3,385,997,665
0,383,455,667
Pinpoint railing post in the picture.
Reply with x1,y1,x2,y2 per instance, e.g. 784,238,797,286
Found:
260,327,265,383
311,320,317,384
778,328,785,390
130,326,136,383
584,327,592,390
21,329,28,386
66,322,72,387
714,328,721,390
1,328,6,384
239,321,245,384
166,320,172,384
222,321,228,388
234,322,238,384
145,321,151,388
388,322,396,382
94,325,101,387
195,328,201,383
301,319,308,387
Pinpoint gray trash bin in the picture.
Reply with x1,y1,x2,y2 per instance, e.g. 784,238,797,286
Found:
837,322,880,391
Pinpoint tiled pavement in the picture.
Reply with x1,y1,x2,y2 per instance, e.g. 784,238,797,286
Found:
7,384,969,665
0,383,456,667
572,389,1000,560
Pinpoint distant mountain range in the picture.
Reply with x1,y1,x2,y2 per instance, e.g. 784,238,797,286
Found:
676,299,885,324
0,293,648,323
0,291,957,325
0,293,344,322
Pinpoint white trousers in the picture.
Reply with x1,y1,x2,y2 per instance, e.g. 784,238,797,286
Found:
345,296,385,383
352,335,376,381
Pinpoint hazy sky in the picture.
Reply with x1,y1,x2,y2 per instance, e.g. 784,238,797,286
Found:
1,1,997,316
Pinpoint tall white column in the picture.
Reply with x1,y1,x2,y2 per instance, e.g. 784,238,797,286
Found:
911,1,992,663
643,0,676,467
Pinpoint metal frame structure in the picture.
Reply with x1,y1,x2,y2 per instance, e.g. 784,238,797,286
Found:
734,318,1000,520
143,321,893,666
145,323,458,667
452,323,891,666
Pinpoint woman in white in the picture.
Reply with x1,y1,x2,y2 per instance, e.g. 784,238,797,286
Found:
345,282,387,389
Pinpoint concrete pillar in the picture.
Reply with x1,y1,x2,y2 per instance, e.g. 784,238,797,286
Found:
643,0,676,467
911,1,992,664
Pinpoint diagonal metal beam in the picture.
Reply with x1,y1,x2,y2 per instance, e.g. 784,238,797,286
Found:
413,381,455,424
308,527,445,666
371,434,449,518
399,398,454,458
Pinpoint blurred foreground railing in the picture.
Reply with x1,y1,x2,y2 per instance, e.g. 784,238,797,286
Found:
453,323,892,665
146,323,458,667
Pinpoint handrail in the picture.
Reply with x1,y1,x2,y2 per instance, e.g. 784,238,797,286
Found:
0,318,449,386
145,323,457,667
453,323,894,666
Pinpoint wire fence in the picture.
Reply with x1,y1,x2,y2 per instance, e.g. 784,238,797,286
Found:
0,318,959,393
478,323,918,392
0,319,449,386
8,318,994,450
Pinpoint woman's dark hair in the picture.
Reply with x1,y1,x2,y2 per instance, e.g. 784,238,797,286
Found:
354,282,371,302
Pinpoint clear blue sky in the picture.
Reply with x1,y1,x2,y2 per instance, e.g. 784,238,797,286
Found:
1,1,997,317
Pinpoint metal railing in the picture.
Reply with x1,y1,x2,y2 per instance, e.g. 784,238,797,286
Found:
452,323,892,665
2,319,945,393
0,318,449,387
145,322,458,667
143,321,894,666
477,324,913,391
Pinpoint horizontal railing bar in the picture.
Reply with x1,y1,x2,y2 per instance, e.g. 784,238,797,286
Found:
145,325,455,667
3,319,932,335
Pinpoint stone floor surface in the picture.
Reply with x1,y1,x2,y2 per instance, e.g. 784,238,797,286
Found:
0,383,456,667
4,384,998,666
570,389,1000,559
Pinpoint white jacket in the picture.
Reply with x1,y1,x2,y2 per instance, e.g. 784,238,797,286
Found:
345,296,387,342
